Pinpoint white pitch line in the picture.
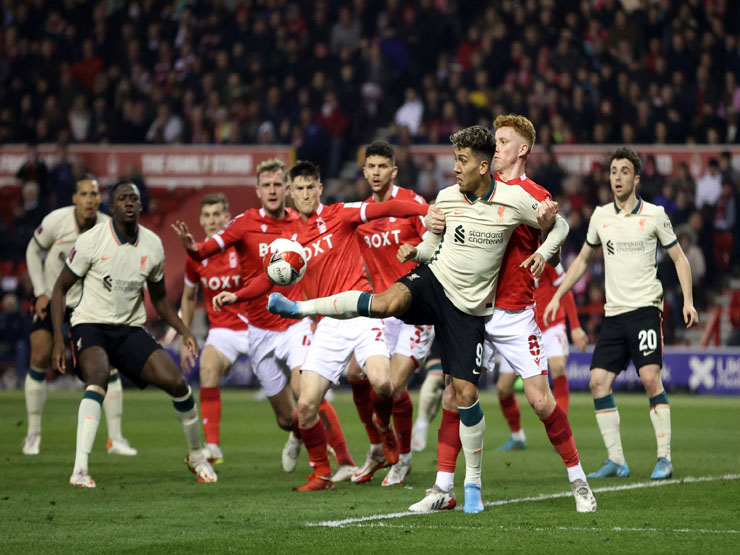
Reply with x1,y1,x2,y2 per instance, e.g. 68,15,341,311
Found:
308,473,740,528
334,523,740,535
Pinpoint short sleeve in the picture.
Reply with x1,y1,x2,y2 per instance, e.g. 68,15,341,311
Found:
515,188,541,228
66,230,95,279
655,207,678,249
33,211,59,250
410,194,429,239
585,209,602,247
184,257,199,287
148,241,166,283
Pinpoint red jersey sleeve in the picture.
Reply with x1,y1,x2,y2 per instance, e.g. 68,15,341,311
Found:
339,200,427,225
184,257,199,287
561,290,581,329
195,213,248,259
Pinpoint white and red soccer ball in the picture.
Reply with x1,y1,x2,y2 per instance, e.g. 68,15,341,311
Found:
263,238,307,286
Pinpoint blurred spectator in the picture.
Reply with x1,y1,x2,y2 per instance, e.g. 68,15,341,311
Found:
416,154,445,200
9,182,45,262
394,88,423,137
49,142,75,208
696,159,723,208
146,103,184,144
394,146,419,193
638,155,665,203
719,151,738,186
0,292,28,387
15,144,48,207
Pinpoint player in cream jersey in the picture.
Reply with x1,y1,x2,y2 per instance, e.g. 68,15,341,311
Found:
268,125,568,512
546,147,698,481
51,181,216,487
22,175,135,457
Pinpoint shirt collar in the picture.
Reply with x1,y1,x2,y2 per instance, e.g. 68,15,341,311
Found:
110,220,139,246
613,196,642,215
463,180,496,204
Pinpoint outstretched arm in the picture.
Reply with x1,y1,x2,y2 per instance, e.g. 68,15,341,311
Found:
666,243,699,328
148,278,198,367
50,267,79,373
543,242,597,326
213,273,274,311
343,200,428,225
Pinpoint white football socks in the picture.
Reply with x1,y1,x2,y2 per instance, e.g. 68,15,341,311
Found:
595,409,625,465
650,404,672,461
172,386,202,455
73,387,104,472
298,291,364,319
103,372,123,440
25,368,47,436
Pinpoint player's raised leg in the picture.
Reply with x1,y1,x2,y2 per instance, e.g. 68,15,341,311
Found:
588,368,630,478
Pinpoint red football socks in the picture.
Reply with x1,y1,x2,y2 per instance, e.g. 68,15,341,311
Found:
349,378,381,444
392,390,414,454
499,392,522,433
199,387,221,445
318,398,355,466
437,409,462,473
542,404,580,467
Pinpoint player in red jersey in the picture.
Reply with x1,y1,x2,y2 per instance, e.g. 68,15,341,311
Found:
496,263,587,451
349,141,434,486
173,160,356,477
179,193,250,464
409,115,596,514
230,160,429,491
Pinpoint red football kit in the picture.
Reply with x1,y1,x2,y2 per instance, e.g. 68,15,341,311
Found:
184,245,248,330
193,207,303,331
534,263,580,331
354,186,428,292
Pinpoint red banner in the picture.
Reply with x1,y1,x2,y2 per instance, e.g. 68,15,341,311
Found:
0,144,294,187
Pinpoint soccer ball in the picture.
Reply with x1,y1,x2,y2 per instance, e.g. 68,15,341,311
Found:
263,238,307,286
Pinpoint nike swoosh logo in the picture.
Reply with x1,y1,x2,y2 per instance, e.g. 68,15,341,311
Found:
472,369,480,375
602,224,613,228
101,256,111,261
453,211,465,215
643,350,654,356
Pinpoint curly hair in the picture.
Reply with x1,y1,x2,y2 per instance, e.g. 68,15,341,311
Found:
493,114,536,150
608,147,642,175
365,141,395,162
450,125,495,161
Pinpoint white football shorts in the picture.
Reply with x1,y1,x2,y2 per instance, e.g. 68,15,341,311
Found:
302,316,389,384
542,323,569,359
483,307,548,380
383,317,434,368
248,318,313,397
204,327,250,366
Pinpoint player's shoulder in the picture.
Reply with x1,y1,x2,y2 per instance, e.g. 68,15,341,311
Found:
394,186,427,205
516,176,551,201
637,198,666,217
435,184,460,203
42,205,75,225
138,224,164,250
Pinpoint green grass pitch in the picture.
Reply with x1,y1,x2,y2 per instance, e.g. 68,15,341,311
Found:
1,389,738,554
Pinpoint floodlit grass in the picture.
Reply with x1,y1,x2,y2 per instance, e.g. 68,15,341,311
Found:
1,389,738,554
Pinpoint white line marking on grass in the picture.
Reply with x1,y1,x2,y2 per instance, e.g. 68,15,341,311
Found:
335,523,740,535
308,473,740,528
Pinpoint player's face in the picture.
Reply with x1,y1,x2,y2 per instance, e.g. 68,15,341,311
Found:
609,158,640,201
493,126,528,172
111,183,142,225
290,175,323,217
199,202,230,237
256,169,287,213
453,147,487,193
363,155,397,195
73,179,101,220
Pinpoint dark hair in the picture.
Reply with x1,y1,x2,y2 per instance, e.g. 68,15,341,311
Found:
608,147,642,174
201,192,229,211
450,125,495,161
74,173,98,192
365,141,395,162
109,179,137,200
288,160,321,182
708,158,720,168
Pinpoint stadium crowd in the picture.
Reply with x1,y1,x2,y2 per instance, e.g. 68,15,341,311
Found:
2,0,740,378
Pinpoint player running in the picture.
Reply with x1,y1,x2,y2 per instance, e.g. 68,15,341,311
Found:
172,159,355,480
496,262,587,451
350,141,434,486
545,147,698,480
179,193,250,464
51,181,216,487
268,125,570,512
23,174,136,457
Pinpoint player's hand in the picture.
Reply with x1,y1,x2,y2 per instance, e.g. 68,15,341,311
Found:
543,298,560,327
181,334,198,371
397,244,418,263
537,198,559,232
424,204,445,234
171,221,198,253
52,337,67,374
180,343,198,375
213,291,237,312
571,327,588,352
683,304,699,328
34,294,50,319
520,252,545,277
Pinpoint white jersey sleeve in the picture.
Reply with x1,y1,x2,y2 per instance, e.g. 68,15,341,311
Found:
66,229,97,279
655,206,678,248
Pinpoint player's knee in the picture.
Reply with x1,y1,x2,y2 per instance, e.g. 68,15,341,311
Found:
549,360,566,377
371,378,392,399
199,365,220,387
297,398,319,422
639,371,662,396
497,381,514,397
589,374,608,396
276,412,295,431
169,375,190,398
